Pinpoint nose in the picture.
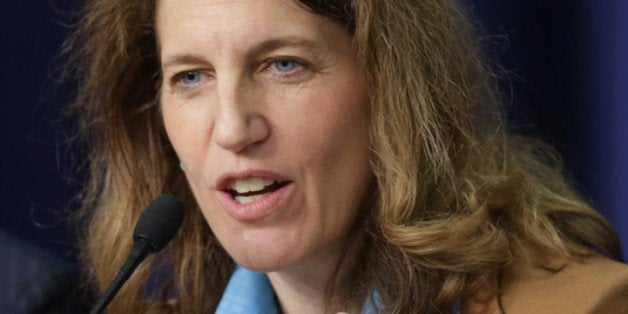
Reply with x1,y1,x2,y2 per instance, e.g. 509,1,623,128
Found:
212,78,270,153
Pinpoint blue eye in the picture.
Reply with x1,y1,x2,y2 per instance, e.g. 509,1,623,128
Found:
180,71,203,84
273,59,298,72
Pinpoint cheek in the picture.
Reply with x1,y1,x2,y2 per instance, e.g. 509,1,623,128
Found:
161,97,211,168
161,97,186,152
296,89,370,166
290,84,372,204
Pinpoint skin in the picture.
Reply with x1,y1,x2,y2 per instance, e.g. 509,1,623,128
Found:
157,0,371,312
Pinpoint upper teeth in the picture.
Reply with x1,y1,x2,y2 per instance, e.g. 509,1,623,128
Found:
230,177,275,194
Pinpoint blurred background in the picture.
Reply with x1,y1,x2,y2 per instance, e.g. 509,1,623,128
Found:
1,1,627,267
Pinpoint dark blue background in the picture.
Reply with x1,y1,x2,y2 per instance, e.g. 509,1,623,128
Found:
1,1,626,264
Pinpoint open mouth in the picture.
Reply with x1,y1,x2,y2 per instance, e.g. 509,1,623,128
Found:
226,177,290,204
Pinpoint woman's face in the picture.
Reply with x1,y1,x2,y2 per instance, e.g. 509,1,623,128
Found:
157,0,371,272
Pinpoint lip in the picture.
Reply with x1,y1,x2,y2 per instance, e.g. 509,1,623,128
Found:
215,170,293,222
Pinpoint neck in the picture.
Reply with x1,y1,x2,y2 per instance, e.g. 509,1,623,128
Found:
267,265,329,314
266,245,360,314
267,218,370,313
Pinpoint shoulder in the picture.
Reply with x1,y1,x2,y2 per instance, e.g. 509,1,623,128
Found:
0,230,86,312
466,254,628,313
505,254,628,313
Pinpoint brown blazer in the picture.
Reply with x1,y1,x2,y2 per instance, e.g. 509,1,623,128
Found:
466,254,628,313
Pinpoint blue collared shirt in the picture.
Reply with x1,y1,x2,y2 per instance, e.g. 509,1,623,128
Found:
215,266,378,314
215,266,463,313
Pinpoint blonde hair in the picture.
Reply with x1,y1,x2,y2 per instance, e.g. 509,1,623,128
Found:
64,0,621,312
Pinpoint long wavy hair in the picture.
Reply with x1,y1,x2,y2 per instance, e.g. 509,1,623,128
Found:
64,0,622,312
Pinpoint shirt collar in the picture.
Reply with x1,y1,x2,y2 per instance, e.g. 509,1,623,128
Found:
216,265,379,314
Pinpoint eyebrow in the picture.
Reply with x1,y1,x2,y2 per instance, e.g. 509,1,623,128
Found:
253,37,318,55
160,37,320,70
161,54,208,71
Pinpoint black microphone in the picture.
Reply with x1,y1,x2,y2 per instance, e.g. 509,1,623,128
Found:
89,194,185,314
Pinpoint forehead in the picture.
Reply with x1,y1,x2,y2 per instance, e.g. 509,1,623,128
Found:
155,0,351,60
155,0,315,39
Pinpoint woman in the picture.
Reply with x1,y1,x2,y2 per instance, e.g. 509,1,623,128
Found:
65,0,628,312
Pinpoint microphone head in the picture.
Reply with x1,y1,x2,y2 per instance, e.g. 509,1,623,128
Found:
133,194,185,252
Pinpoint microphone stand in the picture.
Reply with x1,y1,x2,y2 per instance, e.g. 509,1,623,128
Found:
87,194,184,313
89,239,152,314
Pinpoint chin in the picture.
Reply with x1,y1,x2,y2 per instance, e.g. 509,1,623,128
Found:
229,247,301,273
219,226,308,273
